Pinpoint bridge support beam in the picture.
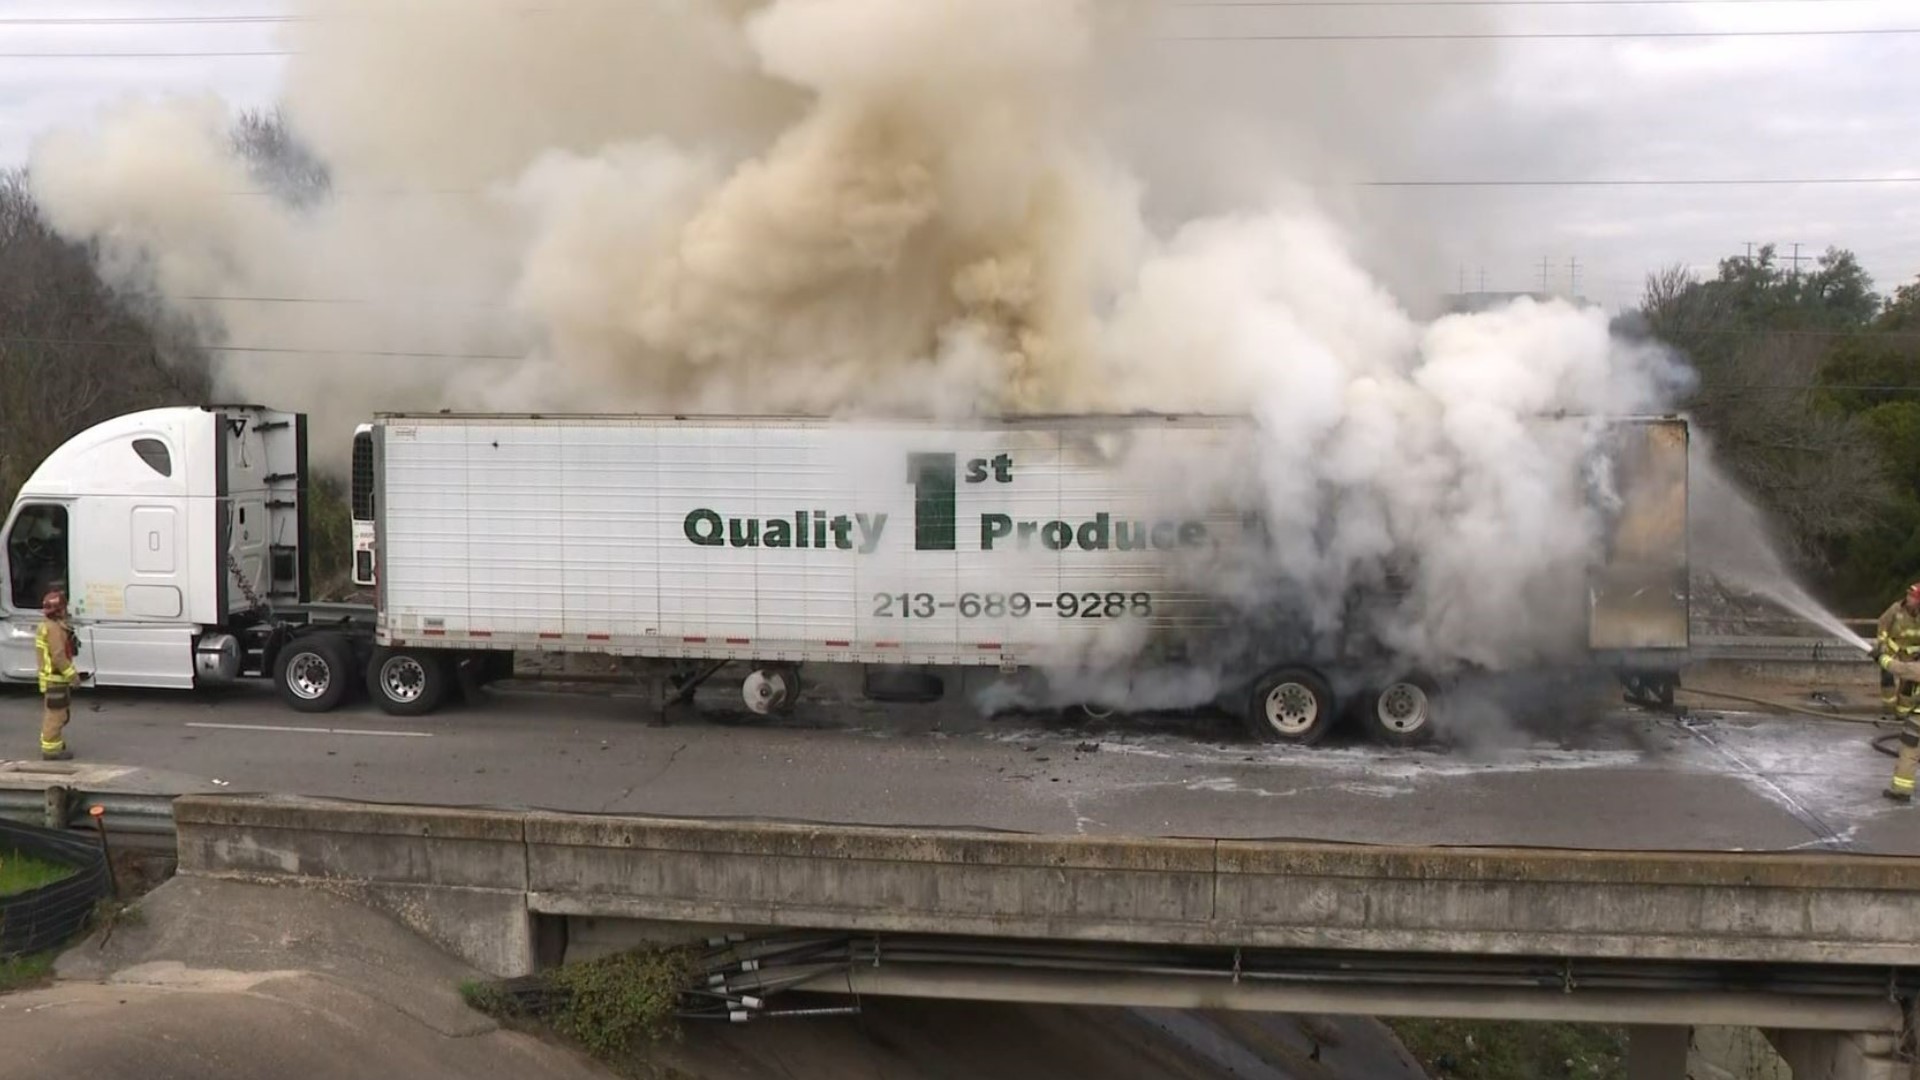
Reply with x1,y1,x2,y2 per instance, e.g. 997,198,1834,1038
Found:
1766,1029,1910,1080
1626,1026,1690,1080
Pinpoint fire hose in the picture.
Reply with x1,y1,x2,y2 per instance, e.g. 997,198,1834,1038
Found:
1668,686,1904,756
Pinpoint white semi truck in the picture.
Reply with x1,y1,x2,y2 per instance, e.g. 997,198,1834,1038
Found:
0,406,1690,745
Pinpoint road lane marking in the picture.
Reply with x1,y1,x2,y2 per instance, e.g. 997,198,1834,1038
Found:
186,722,433,739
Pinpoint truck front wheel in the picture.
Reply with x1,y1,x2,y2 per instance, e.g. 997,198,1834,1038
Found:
1244,667,1337,745
275,634,354,714
368,647,450,716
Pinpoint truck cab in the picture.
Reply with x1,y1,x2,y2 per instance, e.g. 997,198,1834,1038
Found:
0,406,310,689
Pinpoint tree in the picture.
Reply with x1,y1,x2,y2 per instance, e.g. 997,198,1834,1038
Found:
1880,276,1920,333
1643,255,1892,570
230,107,331,209
0,171,211,509
1,110,353,596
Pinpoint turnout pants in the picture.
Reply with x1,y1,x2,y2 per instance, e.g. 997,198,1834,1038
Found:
40,685,70,755
1887,675,1920,800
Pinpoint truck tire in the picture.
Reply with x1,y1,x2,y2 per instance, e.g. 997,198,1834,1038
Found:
275,634,354,714
1244,667,1337,745
1359,674,1439,747
367,647,450,716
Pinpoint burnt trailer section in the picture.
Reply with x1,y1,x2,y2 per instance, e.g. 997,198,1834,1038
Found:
1587,417,1691,706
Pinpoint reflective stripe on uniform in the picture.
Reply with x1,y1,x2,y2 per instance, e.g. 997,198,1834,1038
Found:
1892,775,1916,792
35,621,77,693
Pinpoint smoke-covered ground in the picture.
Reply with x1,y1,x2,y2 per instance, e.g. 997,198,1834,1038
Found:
28,0,1714,683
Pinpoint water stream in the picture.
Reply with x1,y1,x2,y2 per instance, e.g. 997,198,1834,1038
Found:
1688,451,1874,653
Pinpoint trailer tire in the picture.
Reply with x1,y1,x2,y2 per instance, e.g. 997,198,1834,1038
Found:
1359,673,1440,747
367,647,450,716
275,634,355,714
1244,667,1337,745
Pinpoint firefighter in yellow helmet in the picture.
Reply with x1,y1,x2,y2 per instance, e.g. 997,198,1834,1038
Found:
1878,582,1920,800
35,588,81,761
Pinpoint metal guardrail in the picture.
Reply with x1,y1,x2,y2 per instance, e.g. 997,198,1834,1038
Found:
1689,635,1876,664
0,787,176,840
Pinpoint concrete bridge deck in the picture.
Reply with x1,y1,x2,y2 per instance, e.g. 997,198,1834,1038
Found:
172,793,1920,1038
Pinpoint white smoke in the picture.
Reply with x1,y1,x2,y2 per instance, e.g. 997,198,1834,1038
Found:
26,0,1693,680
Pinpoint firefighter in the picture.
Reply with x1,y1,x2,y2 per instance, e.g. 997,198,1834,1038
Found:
35,588,81,761
1878,582,1920,801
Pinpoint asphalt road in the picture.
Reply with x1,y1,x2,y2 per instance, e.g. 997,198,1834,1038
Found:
2,672,1912,854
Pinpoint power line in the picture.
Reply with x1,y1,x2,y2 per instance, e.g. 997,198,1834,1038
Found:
1655,327,1920,340
1182,0,1904,5
194,177,1920,201
0,14,296,25
1168,26,1920,38
8,26,1920,57
1358,177,1920,186
0,335,521,361
0,51,291,58
1181,0,1910,4
0,0,1892,19
0,6,609,26
1696,384,1920,393
177,293,499,308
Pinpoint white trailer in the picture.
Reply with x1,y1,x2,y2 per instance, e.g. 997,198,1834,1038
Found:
2,407,1691,746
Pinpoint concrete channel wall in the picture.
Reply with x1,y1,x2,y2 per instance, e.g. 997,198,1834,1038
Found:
174,794,1920,981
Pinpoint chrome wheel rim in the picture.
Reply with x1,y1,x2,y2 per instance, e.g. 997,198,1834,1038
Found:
287,652,331,700
381,656,428,703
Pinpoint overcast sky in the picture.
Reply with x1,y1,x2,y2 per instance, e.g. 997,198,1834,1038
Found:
3,0,1916,314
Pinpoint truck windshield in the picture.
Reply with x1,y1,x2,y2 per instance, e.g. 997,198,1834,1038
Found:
5,504,68,610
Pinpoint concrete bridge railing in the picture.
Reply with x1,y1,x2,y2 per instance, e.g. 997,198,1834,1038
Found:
173,793,1920,978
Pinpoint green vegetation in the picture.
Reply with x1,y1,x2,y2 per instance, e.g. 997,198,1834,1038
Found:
1642,245,1920,611
0,951,55,995
1390,1018,1625,1079
461,946,699,1066
306,475,354,600
0,847,75,896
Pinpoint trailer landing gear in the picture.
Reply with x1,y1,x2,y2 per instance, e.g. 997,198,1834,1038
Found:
743,665,802,717
652,661,804,725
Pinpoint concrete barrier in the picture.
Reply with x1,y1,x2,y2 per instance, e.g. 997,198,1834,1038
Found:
174,795,1920,979
174,795,535,976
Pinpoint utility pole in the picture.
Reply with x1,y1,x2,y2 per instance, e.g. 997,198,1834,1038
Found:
1539,256,1553,294
1568,256,1582,300
1744,241,1756,265
1787,242,1808,278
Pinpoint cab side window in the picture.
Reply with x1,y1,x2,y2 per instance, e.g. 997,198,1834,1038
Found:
5,504,69,610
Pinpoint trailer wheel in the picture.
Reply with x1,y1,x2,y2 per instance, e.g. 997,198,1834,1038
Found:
1244,667,1337,745
367,647,450,716
275,634,354,714
1360,674,1439,747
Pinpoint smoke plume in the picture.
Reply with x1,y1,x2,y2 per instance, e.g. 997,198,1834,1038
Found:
27,0,1694,682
